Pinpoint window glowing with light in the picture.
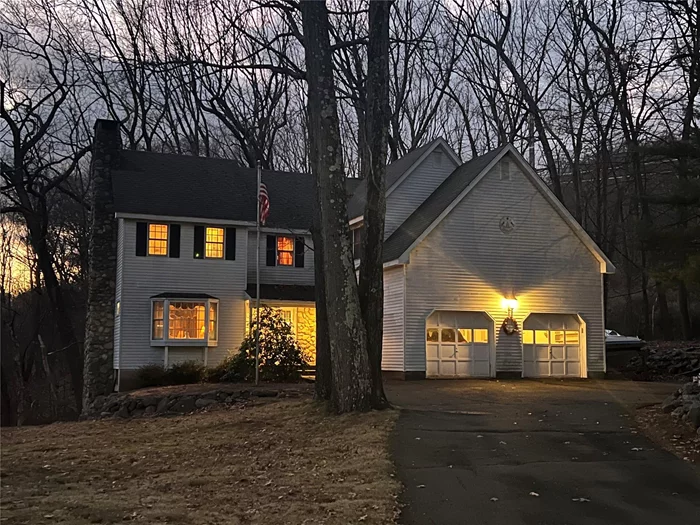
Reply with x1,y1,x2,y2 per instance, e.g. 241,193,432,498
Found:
473,329,489,343
205,227,224,258
277,236,294,266
148,224,168,255
208,303,218,341
152,300,164,339
168,302,206,339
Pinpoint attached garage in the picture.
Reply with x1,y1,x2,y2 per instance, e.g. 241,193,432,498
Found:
426,311,495,377
522,314,586,378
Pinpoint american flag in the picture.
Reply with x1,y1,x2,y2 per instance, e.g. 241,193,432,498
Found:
258,182,270,225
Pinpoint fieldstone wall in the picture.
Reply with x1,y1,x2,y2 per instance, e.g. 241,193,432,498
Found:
88,386,306,419
83,120,120,415
661,381,700,435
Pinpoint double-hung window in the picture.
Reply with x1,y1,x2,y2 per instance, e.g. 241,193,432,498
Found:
277,236,294,265
148,224,168,256
352,226,363,260
205,227,224,258
151,297,219,346
266,235,305,267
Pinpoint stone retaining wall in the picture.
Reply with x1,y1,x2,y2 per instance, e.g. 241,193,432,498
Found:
87,387,307,419
661,381,700,436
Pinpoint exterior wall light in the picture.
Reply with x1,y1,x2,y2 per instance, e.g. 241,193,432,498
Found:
501,297,519,335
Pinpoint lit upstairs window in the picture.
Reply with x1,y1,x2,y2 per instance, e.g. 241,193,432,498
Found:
205,227,224,258
148,224,168,255
277,236,294,266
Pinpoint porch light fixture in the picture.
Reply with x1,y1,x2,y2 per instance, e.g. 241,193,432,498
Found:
501,297,519,336
501,298,518,315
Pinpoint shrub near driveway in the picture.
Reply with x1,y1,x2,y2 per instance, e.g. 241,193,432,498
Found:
1,400,399,525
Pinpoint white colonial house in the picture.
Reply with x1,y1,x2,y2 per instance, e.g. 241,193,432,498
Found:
97,121,614,388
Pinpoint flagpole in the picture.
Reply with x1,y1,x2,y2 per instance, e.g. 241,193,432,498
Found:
255,161,261,386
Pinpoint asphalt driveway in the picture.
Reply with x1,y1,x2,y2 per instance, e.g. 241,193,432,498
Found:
386,379,700,525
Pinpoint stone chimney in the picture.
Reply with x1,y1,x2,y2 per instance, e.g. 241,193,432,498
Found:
83,119,121,415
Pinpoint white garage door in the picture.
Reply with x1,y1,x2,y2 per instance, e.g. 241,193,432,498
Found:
523,314,582,377
426,311,493,377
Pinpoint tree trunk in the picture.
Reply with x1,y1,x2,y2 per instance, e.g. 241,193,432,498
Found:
678,281,692,340
311,224,332,400
359,0,391,410
301,0,372,413
25,211,83,413
655,281,672,341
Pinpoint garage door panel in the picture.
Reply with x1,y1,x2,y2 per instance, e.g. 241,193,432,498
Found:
439,344,456,359
473,345,490,360
565,346,579,360
551,361,565,376
426,344,439,359
426,361,439,376
535,346,549,359
440,361,457,376
535,362,549,376
523,314,582,378
426,311,493,378
551,346,565,360
567,362,581,376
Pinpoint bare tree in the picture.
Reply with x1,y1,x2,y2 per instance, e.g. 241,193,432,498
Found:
301,0,372,413
1,0,92,412
358,0,391,409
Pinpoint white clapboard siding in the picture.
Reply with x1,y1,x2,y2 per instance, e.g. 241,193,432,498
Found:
117,220,248,370
247,231,315,285
113,218,124,367
385,148,459,238
382,266,405,371
404,153,605,375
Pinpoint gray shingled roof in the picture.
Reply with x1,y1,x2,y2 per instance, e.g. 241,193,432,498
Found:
112,150,315,229
383,145,507,262
346,139,442,219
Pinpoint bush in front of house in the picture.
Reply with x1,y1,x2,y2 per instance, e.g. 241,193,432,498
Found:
167,361,206,384
137,364,169,387
136,361,205,387
208,306,308,383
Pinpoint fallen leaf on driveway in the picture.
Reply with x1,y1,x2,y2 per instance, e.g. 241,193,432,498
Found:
499,441,507,445
417,484,425,489
572,497,590,502
490,497,499,502
529,492,539,497
631,447,644,452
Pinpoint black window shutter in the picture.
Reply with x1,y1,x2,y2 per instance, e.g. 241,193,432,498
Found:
225,227,236,260
169,224,181,258
193,226,205,259
266,235,276,266
135,222,147,256
295,237,305,268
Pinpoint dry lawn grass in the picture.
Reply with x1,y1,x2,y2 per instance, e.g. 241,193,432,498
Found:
1,400,399,525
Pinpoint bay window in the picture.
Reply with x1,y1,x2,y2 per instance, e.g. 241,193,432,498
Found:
151,296,218,346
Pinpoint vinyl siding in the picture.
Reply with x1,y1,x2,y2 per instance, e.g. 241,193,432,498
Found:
382,266,405,371
385,148,459,238
247,231,314,285
113,218,124,367
404,153,605,375
117,219,248,369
